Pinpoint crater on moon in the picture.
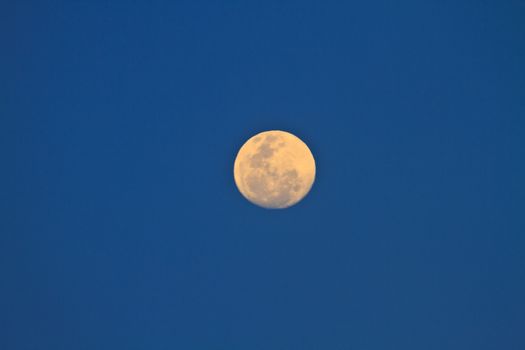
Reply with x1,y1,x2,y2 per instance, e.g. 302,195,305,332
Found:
234,130,316,209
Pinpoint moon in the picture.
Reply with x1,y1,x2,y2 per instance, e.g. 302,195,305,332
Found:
234,130,316,209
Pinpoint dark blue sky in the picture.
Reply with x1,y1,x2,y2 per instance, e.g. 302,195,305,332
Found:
2,1,525,349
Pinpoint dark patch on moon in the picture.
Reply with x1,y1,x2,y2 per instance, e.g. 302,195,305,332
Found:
244,135,302,208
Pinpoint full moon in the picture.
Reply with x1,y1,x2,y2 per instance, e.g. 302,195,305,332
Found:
234,130,316,209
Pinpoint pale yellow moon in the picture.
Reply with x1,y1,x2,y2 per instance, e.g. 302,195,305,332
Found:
234,130,316,209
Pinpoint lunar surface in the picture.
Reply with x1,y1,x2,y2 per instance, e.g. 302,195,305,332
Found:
234,130,316,209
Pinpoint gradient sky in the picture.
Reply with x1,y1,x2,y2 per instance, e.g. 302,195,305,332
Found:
2,1,525,349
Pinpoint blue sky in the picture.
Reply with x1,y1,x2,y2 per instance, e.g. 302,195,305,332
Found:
2,1,525,349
